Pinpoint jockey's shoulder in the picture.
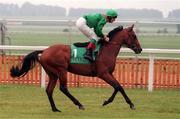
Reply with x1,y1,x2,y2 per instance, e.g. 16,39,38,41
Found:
84,13,103,18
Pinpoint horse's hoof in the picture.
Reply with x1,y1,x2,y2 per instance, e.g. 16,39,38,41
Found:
79,105,85,110
130,104,136,110
102,100,108,106
52,108,61,112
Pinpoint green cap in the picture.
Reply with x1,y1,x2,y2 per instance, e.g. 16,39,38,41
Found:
106,9,118,17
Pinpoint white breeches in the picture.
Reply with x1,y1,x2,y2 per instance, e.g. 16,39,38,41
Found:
76,17,98,41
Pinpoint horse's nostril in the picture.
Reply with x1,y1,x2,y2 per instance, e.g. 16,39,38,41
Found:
135,48,142,54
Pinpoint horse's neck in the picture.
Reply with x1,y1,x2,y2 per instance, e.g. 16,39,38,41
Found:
100,37,123,60
105,44,121,57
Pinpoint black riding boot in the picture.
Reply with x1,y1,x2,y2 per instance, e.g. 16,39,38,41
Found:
84,49,93,62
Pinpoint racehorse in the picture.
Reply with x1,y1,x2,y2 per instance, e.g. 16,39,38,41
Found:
10,24,142,112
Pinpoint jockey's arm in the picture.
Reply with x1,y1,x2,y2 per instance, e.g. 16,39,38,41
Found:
94,18,106,38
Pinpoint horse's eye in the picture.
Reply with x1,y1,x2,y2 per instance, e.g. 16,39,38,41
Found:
131,44,135,49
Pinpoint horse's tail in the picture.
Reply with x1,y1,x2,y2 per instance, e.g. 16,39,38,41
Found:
10,50,43,78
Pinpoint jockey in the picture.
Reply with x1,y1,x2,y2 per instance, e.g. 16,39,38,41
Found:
76,9,118,62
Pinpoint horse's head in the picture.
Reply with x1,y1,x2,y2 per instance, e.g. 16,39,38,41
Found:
122,24,142,54
107,25,142,54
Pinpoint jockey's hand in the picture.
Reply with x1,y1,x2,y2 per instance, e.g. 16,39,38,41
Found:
104,35,109,42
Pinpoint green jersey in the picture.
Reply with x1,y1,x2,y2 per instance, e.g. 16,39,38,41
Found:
83,13,107,38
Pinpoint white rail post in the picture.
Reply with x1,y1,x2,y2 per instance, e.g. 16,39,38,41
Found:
41,67,46,88
148,53,155,92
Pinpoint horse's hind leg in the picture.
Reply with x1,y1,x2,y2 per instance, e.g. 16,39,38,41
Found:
46,74,60,112
58,70,85,110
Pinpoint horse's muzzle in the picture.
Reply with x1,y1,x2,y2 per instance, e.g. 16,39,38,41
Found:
134,48,142,54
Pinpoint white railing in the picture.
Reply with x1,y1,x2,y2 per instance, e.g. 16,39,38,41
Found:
1,45,180,91
1,19,180,25
1,45,180,54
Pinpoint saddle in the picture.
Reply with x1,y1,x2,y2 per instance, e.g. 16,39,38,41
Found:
70,40,103,64
73,42,89,47
73,39,104,47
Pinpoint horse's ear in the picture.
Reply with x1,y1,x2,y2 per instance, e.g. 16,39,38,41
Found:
127,24,134,32
131,24,134,29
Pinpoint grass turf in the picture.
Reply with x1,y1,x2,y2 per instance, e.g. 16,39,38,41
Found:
0,85,180,119
7,33,180,49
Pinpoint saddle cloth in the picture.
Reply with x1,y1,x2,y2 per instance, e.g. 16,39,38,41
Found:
70,42,101,64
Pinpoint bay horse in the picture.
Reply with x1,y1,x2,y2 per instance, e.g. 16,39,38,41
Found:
10,24,142,112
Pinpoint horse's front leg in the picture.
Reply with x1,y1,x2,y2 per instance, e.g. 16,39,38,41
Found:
102,74,118,106
99,72,135,110
102,89,118,106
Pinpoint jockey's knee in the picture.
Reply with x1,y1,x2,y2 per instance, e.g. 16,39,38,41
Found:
90,38,97,43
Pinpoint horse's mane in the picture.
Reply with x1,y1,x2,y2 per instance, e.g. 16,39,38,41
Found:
107,26,123,41
73,25,124,47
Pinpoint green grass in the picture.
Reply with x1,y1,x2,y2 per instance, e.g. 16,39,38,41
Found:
0,85,180,119
139,35,180,49
6,31,180,49
4,27,180,58
7,32,87,46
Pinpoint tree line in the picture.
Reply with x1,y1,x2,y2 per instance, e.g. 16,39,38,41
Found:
0,2,179,19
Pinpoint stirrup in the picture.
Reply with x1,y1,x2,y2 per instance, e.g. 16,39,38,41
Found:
84,54,94,62
84,49,94,62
